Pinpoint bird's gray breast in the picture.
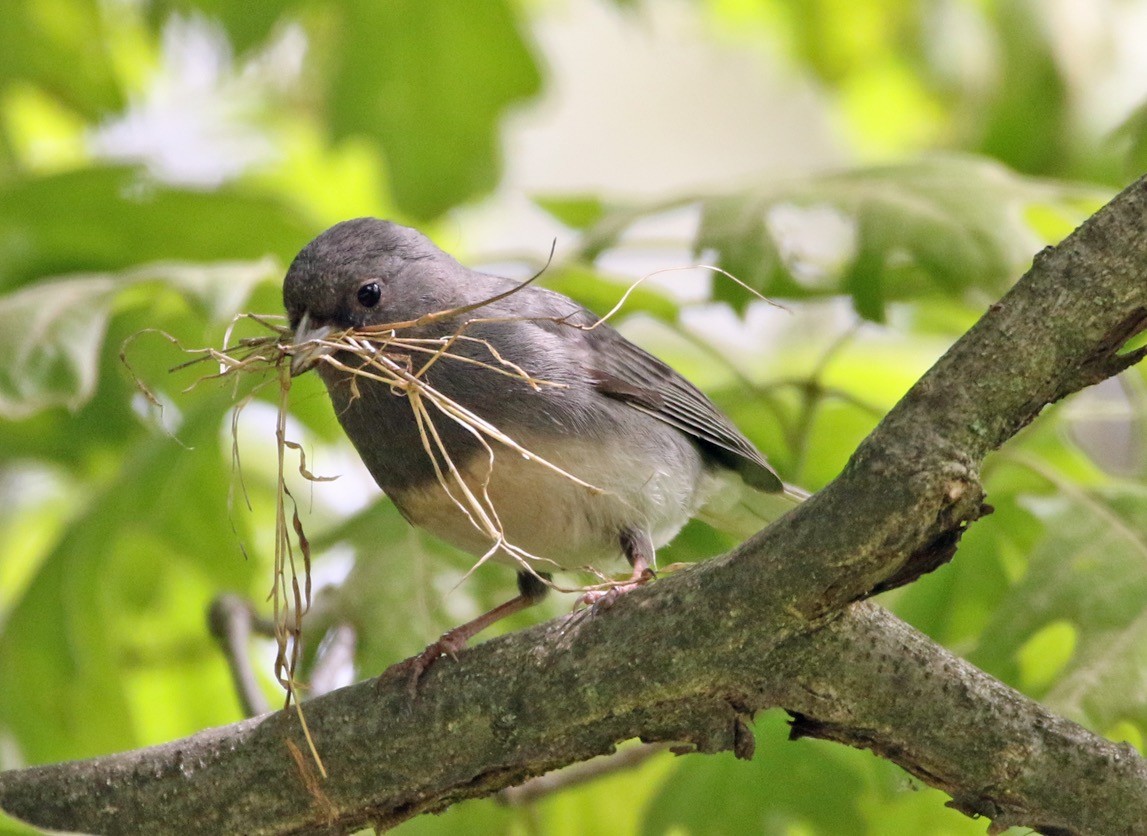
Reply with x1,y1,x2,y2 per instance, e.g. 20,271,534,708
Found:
318,317,599,495
316,316,710,566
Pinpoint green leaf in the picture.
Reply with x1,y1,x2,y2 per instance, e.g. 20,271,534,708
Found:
0,809,41,834
0,275,115,419
644,709,986,835
564,156,1100,319
0,167,315,292
887,492,1031,650
145,0,299,55
541,263,680,324
0,260,278,420
975,1,1071,177
0,397,257,765
645,712,866,836
304,492,572,676
1110,98,1147,180
971,485,1147,733
694,156,1100,318
327,0,542,220
534,196,609,231
0,0,123,118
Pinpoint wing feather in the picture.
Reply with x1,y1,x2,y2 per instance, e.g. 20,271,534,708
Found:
588,333,783,493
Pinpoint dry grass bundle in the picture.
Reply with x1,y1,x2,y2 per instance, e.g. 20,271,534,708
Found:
125,317,331,771
122,300,609,762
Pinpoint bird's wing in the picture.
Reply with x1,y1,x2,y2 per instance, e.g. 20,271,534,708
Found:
586,330,784,493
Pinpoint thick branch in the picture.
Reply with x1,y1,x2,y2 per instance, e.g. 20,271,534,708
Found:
2,601,1143,835
778,605,1147,836
3,176,1147,834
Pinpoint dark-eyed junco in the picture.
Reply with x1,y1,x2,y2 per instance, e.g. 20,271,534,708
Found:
283,218,803,671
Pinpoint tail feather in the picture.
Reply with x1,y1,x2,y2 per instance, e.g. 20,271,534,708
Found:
697,476,809,540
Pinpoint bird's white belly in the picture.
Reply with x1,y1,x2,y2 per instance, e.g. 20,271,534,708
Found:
390,433,705,572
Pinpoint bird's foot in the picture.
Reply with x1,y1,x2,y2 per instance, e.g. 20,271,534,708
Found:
381,628,470,699
577,567,656,610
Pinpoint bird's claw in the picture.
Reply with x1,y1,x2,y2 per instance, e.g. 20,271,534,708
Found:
576,567,656,611
377,629,470,700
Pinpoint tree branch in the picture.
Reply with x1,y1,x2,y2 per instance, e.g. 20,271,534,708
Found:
208,593,274,718
3,601,1143,835
3,176,1147,835
778,604,1147,836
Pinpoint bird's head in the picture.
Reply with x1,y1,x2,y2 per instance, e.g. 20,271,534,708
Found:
283,218,460,373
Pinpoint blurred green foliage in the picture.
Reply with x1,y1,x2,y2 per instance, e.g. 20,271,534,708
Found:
1,1,1146,834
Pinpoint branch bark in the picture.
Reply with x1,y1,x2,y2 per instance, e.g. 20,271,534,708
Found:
3,176,1147,835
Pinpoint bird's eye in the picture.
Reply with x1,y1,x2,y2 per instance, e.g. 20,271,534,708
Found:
357,281,382,308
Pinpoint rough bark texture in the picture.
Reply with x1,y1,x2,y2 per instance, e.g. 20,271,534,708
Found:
3,176,1147,835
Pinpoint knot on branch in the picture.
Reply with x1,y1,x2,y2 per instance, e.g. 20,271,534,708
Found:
860,452,989,594
1063,307,1147,394
870,495,993,595
795,449,988,624
658,698,757,761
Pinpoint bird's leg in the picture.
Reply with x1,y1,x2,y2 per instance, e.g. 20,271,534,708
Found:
399,570,551,694
579,528,657,608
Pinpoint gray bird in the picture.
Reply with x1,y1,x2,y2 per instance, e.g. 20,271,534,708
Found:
284,218,803,672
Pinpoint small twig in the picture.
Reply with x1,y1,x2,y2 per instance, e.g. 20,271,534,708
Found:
206,594,272,718
998,451,1147,564
308,624,358,698
789,324,865,473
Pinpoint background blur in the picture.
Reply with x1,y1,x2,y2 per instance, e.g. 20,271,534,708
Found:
2,1,1147,833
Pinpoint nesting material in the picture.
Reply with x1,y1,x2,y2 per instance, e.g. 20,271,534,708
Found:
123,306,609,705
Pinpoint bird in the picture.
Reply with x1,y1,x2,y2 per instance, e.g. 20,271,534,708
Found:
283,218,804,678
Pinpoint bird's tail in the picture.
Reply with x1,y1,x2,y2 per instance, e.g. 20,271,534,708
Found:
696,477,809,541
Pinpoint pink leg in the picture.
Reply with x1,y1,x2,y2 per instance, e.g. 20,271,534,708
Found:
580,528,656,608
398,571,550,694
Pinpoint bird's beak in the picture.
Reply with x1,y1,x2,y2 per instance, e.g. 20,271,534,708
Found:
290,312,336,376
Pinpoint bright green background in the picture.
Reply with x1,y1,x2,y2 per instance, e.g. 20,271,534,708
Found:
2,2,1146,833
